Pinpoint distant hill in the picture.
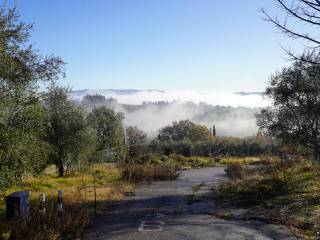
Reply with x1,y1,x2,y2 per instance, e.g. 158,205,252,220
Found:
71,89,269,108
72,89,165,98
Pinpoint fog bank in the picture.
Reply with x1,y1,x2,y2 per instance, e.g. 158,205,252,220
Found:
73,89,265,138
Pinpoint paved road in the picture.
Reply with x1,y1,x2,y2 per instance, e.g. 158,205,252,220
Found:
83,167,296,240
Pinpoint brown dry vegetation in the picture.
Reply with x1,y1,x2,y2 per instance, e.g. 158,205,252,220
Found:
120,163,178,183
0,164,132,240
215,158,320,239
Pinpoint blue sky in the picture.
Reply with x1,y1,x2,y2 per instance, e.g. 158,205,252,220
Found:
11,0,302,92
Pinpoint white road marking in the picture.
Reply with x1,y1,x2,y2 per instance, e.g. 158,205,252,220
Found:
138,214,166,232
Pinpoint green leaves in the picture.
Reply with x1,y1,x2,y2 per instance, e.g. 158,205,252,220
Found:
0,8,65,189
88,107,126,163
43,86,88,176
257,55,320,160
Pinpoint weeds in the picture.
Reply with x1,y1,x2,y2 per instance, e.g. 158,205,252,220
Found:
120,164,178,183
0,164,132,240
3,198,89,240
224,163,245,180
189,182,206,204
215,158,320,239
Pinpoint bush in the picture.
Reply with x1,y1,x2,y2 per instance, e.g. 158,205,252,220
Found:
220,170,289,206
225,163,244,180
120,164,178,183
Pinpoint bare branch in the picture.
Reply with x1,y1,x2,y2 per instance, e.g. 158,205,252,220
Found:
262,8,320,45
276,0,320,25
301,0,320,12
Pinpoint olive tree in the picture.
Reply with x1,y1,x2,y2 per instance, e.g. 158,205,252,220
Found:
257,55,320,160
43,86,88,176
0,8,64,189
88,107,126,163
126,126,147,160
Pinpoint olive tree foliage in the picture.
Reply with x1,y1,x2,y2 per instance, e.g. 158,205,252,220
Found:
256,56,320,160
43,86,89,177
0,9,64,190
126,126,147,145
262,0,320,62
155,120,211,156
158,120,210,143
126,126,147,160
88,107,126,163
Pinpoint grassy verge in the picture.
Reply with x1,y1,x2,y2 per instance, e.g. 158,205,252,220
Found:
153,154,267,169
0,164,132,240
214,159,320,239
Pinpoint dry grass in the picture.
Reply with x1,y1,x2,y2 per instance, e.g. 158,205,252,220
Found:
160,154,267,169
120,163,178,183
0,164,132,240
3,197,89,240
215,158,320,239
224,163,245,180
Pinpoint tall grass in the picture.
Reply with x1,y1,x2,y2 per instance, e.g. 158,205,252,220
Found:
120,164,178,183
3,197,89,240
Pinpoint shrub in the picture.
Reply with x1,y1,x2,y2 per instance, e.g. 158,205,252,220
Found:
218,170,289,206
225,163,244,180
120,164,178,183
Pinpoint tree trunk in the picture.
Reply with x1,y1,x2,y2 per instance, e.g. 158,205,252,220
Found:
57,159,64,177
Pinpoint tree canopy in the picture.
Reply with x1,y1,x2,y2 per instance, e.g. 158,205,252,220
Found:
88,107,126,163
0,8,64,189
158,120,210,143
257,56,320,160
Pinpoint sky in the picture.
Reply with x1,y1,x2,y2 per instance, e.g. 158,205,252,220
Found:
6,0,303,93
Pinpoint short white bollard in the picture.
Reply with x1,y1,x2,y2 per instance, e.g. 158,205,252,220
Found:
39,193,46,214
57,190,63,215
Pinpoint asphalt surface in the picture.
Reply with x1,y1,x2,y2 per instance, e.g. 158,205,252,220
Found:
83,167,296,240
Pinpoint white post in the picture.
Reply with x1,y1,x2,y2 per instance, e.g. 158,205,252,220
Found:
57,190,63,214
39,193,46,214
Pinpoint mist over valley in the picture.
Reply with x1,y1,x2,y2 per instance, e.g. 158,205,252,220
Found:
72,89,266,138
